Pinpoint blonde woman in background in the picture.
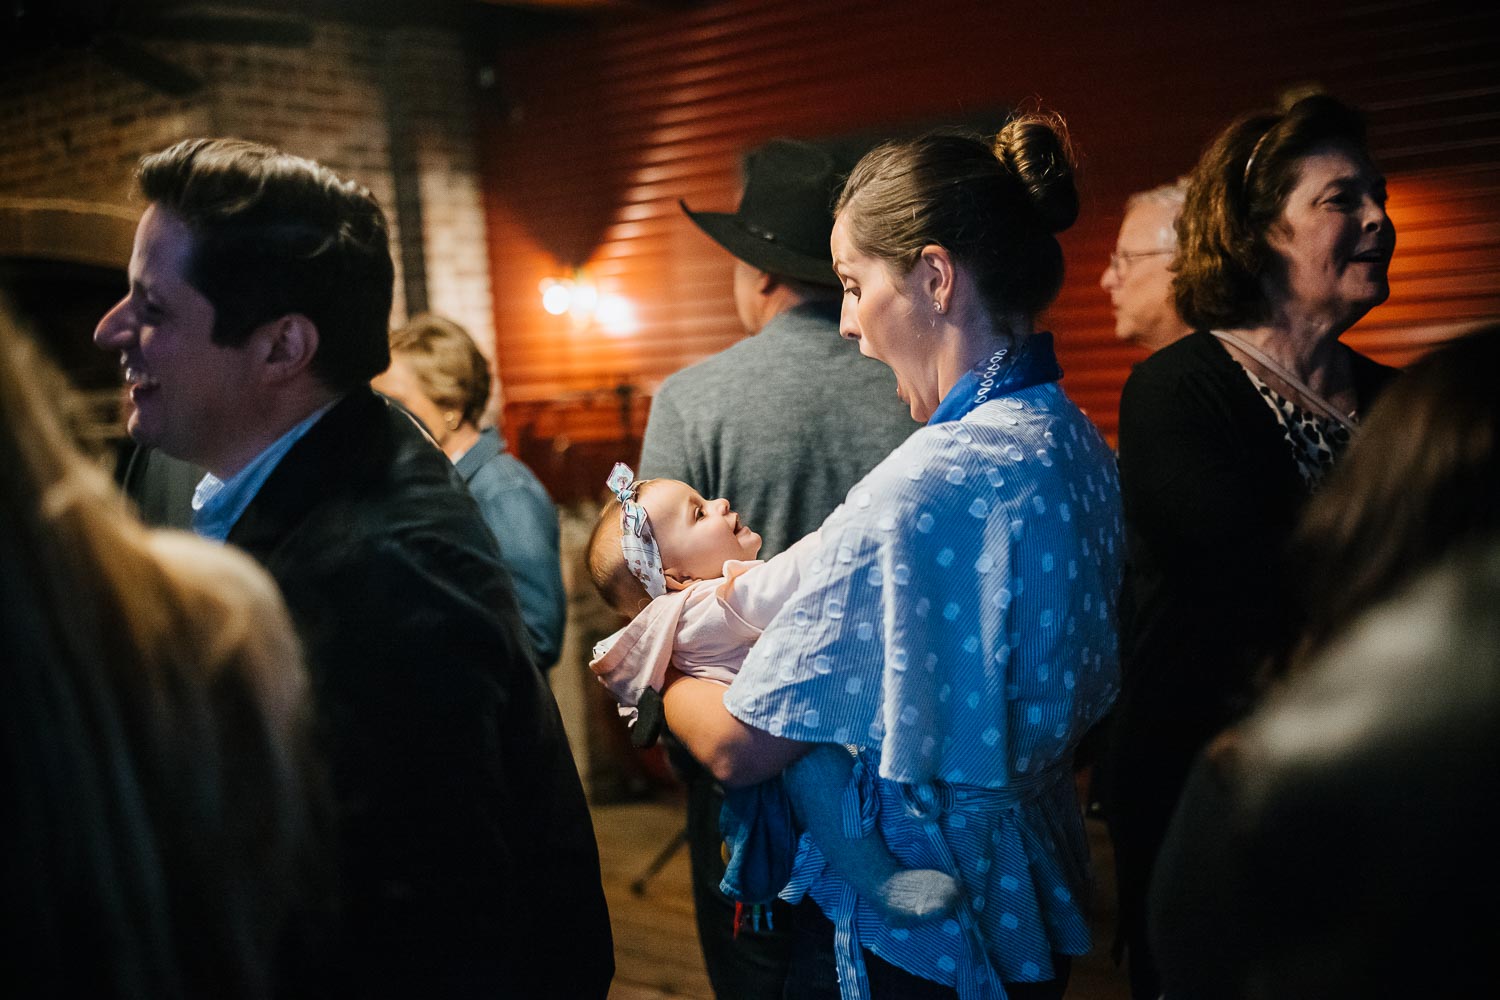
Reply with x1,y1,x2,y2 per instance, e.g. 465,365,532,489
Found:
373,313,567,668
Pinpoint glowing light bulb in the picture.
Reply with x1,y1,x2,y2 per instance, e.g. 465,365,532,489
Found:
568,279,598,321
541,281,571,316
596,294,638,336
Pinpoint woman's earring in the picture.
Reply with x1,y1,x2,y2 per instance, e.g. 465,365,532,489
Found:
933,300,944,314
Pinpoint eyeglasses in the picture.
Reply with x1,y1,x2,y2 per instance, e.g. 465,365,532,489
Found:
1107,248,1173,278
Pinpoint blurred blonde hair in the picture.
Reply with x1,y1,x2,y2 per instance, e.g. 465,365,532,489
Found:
0,303,322,997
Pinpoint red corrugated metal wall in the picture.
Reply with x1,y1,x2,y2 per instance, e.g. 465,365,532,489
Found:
480,0,1500,501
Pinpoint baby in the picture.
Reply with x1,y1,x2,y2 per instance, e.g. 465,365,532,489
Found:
586,463,959,927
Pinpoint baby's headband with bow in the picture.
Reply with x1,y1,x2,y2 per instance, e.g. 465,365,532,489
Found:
607,462,666,599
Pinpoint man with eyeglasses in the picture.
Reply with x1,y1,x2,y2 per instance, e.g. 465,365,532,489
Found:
1100,180,1192,353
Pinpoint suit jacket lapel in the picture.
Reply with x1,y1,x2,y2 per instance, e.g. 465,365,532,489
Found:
227,388,388,560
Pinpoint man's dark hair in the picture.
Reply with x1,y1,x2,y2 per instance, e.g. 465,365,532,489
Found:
138,138,394,391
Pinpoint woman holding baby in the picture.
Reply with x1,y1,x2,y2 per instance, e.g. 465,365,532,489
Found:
660,113,1123,999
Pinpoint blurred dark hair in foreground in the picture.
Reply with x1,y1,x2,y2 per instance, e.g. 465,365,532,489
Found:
1151,538,1500,998
1282,323,1500,674
1153,325,1500,996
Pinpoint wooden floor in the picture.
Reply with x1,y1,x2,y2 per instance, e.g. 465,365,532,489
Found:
594,795,1131,1000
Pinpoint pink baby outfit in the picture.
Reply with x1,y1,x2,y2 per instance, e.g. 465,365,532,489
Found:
589,531,822,723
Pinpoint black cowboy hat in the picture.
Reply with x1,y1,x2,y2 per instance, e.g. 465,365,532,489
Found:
681,138,843,288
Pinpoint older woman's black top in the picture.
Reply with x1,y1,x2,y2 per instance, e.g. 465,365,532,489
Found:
1103,330,1396,974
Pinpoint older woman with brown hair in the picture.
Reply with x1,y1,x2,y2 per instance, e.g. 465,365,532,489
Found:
1103,93,1401,1000
373,313,566,667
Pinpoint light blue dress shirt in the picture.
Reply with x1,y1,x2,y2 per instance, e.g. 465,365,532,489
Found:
192,400,338,542
725,336,1123,998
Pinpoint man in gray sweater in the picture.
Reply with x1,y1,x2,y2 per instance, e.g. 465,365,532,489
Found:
639,137,917,1000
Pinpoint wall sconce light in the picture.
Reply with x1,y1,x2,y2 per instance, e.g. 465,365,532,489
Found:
539,269,637,337
540,271,594,320
595,293,636,336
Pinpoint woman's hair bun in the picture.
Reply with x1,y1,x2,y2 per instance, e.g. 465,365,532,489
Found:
993,112,1078,234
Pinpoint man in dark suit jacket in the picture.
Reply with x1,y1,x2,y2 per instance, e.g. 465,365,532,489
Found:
94,137,611,997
